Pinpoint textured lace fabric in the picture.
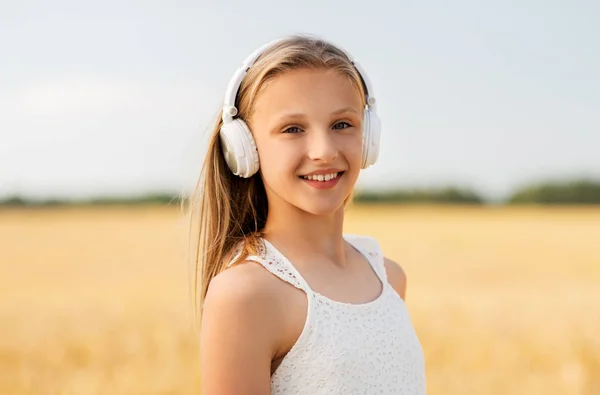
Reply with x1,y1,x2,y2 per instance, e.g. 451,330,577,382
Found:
239,234,427,394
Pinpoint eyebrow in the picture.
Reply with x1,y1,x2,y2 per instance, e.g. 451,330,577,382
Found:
276,107,361,120
331,107,361,116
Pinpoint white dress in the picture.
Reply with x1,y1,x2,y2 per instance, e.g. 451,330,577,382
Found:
237,234,427,394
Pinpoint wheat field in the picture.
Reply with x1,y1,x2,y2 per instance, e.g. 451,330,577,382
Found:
0,205,598,395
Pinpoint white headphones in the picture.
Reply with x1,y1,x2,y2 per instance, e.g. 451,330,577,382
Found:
219,37,381,178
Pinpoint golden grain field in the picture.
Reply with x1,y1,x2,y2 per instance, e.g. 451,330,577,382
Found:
0,205,599,395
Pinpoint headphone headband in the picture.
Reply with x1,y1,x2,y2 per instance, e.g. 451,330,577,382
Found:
221,36,377,124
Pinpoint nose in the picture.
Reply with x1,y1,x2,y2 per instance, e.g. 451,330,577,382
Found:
307,129,338,163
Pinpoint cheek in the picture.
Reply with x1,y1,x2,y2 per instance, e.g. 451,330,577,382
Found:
345,133,364,165
256,139,298,180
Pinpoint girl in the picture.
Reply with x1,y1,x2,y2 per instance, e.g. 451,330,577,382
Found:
189,34,427,394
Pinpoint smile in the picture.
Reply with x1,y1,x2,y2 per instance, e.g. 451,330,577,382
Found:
299,171,344,189
301,172,340,182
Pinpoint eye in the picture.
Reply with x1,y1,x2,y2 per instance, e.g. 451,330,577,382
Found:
332,121,353,130
283,126,303,134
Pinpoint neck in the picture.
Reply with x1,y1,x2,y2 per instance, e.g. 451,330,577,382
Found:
262,200,348,266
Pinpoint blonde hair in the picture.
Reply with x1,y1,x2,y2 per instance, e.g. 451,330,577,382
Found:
187,34,367,325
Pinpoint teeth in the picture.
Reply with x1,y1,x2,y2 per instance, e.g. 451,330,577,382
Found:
302,172,340,181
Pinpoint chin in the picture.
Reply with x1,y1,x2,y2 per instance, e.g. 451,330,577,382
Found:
294,196,348,217
292,174,357,216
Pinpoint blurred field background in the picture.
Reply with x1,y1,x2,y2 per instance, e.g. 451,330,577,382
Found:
1,204,599,395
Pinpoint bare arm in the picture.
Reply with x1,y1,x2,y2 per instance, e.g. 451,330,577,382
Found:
384,257,408,301
200,264,280,395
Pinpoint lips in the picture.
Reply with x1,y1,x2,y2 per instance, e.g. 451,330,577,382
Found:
301,171,341,182
299,171,345,189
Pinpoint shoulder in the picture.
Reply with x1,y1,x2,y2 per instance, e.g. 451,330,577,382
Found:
200,261,285,393
204,259,281,311
202,260,285,337
383,257,407,301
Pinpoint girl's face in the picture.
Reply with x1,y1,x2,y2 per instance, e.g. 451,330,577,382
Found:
249,67,364,216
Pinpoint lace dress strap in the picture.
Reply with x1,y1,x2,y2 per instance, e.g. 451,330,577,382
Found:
343,234,388,283
227,239,313,293
259,239,313,293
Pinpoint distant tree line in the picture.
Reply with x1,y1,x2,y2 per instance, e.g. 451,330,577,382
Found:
0,194,183,208
1,178,600,207
506,179,600,205
353,186,485,204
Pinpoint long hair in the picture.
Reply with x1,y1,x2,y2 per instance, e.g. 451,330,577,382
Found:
186,34,367,326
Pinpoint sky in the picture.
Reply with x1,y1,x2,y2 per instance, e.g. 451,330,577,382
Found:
1,0,598,201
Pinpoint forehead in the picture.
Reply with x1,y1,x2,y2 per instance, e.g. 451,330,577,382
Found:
250,68,364,120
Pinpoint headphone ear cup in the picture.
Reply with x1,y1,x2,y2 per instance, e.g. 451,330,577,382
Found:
219,119,260,178
361,110,381,169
